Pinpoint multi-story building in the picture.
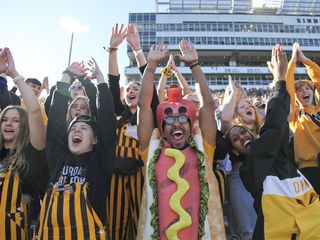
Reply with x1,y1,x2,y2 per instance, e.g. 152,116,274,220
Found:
125,0,320,90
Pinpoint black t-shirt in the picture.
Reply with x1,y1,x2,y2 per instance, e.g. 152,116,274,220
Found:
0,143,48,196
53,152,90,188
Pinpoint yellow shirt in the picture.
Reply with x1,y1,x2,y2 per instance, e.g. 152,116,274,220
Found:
21,100,48,127
286,58,320,168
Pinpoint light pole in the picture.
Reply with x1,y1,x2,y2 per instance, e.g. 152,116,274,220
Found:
68,32,74,66
60,16,89,66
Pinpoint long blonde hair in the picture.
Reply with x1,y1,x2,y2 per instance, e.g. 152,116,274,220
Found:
66,96,91,124
0,106,30,173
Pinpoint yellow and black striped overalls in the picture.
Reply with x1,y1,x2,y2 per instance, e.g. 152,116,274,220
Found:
33,182,106,240
0,164,29,239
106,124,144,240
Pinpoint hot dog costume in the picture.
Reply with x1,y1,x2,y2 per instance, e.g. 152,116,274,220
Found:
137,87,226,240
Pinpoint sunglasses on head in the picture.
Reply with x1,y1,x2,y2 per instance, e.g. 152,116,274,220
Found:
70,85,83,90
71,103,88,110
163,115,189,125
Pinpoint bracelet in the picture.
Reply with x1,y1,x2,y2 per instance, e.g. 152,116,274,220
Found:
62,70,76,83
188,59,199,66
105,47,118,53
146,65,156,74
161,67,173,77
13,75,25,84
189,62,199,69
133,48,143,56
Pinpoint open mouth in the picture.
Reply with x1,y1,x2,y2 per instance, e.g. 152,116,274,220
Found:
3,129,14,133
302,94,310,100
243,139,251,148
172,129,184,141
246,109,253,116
128,95,136,101
72,136,82,144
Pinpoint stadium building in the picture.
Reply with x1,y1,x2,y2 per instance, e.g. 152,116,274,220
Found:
125,0,320,89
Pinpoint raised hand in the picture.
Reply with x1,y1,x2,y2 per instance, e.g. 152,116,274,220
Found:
87,58,103,80
6,49,19,78
126,24,141,51
267,44,288,82
109,23,127,49
294,42,307,62
175,40,198,64
147,43,168,68
42,76,49,89
0,48,8,74
66,62,87,77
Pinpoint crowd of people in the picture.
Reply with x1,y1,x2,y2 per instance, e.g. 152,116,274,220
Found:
0,23,319,240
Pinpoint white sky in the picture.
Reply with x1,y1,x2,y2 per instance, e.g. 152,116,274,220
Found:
1,0,155,89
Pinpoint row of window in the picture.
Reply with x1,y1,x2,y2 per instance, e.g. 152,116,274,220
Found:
154,74,308,86
137,22,320,34
138,36,320,48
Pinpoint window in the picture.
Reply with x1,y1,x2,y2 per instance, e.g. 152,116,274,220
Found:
314,19,318,24
307,19,312,23
205,23,211,31
297,18,301,23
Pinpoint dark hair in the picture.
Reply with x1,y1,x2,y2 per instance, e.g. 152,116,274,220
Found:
26,78,42,87
68,115,96,136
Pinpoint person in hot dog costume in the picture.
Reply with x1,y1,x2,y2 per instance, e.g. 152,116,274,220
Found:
136,40,226,240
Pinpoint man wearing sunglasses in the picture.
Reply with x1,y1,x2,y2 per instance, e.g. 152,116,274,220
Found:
137,41,225,239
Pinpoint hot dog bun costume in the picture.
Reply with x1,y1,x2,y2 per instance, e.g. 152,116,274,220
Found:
137,87,226,240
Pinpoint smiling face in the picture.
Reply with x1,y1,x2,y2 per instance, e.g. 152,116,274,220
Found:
295,83,314,108
68,122,96,155
163,114,191,150
124,82,140,109
70,98,90,120
228,126,255,155
1,108,20,147
27,82,42,98
236,100,256,124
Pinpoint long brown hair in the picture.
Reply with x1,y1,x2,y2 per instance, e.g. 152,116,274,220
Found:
0,106,30,173
234,99,263,135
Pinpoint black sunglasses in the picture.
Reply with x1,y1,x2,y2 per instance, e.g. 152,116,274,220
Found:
164,115,189,125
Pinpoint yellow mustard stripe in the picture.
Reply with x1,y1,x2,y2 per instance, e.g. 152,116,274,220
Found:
164,148,192,240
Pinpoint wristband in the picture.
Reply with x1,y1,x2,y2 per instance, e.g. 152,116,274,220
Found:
105,47,118,53
189,62,199,69
13,75,25,84
133,48,143,56
161,67,173,77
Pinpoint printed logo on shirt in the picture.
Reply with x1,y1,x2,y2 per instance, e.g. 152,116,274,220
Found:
263,172,313,198
54,165,86,188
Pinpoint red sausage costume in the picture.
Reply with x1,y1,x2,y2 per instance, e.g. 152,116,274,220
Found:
137,87,225,240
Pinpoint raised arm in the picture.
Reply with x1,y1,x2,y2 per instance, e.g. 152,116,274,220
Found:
107,23,126,116
284,43,298,116
127,23,147,69
221,76,238,133
243,44,289,194
108,23,127,76
157,56,171,102
176,40,216,145
6,49,45,150
297,44,320,97
138,44,167,150
170,55,191,96
89,58,116,176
